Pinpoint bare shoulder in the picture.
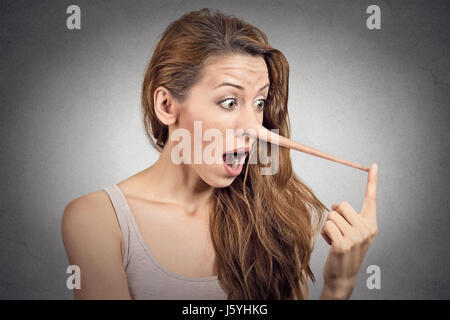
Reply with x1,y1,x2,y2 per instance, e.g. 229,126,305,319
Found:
62,189,121,241
61,187,126,267
61,188,131,299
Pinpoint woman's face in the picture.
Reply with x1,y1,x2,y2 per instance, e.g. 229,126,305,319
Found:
172,53,270,188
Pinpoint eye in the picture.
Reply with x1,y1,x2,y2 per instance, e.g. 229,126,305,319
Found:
254,99,269,112
218,98,237,110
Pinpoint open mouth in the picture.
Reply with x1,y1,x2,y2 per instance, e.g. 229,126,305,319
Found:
222,147,250,169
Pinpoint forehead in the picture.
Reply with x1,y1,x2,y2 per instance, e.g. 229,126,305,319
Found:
200,54,269,88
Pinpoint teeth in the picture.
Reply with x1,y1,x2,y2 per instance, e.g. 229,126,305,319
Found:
224,151,246,169
231,156,239,169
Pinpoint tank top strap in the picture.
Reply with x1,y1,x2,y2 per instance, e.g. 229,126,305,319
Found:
102,184,133,269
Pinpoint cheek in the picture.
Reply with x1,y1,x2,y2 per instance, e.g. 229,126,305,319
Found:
179,103,224,132
178,108,197,132
178,104,246,156
257,112,264,124
178,113,230,162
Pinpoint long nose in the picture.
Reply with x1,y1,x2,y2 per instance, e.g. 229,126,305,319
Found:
234,108,369,172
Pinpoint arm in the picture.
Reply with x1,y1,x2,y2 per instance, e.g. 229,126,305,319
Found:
61,193,132,299
319,279,354,300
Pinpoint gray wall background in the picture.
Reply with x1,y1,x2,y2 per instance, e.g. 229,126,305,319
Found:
0,0,449,299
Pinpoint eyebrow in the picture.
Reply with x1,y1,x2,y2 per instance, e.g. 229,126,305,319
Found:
214,82,270,92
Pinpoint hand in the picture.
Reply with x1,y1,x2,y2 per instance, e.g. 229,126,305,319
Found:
320,163,379,299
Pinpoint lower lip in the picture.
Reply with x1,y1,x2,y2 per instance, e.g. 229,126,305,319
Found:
223,161,244,176
223,156,246,177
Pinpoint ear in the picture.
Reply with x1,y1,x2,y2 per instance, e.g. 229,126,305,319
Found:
153,86,178,125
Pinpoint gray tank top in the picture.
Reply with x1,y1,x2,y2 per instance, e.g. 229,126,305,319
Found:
102,184,228,300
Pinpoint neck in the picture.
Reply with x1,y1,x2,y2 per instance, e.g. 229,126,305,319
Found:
142,141,214,218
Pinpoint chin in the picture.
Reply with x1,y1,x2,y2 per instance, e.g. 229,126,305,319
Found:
195,165,237,188
200,173,236,188
210,177,236,189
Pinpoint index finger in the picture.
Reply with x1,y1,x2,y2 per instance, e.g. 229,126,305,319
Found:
361,163,378,220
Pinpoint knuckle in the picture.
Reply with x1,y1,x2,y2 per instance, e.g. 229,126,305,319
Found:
341,201,350,207
357,225,370,240
327,211,337,220
370,225,378,237
361,230,370,241
338,201,350,211
351,234,362,243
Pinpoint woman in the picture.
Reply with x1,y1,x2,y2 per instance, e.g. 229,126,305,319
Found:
61,8,378,300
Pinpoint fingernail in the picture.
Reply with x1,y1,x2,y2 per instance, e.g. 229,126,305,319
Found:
373,163,378,174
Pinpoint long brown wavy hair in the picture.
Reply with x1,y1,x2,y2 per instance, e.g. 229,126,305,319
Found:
141,8,327,299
